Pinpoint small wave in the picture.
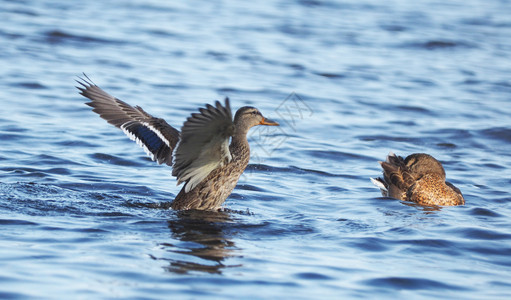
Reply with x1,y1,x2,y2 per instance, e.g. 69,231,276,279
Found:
42,30,126,46
364,276,470,291
395,105,432,113
291,165,353,178
287,63,306,71
89,153,147,167
403,40,476,50
54,140,98,147
10,82,47,89
0,182,150,217
278,24,313,37
325,186,349,192
469,207,503,218
304,149,376,162
462,18,511,28
125,201,174,210
380,24,408,32
237,184,265,192
314,72,346,79
245,163,291,173
216,87,239,94
7,7,39,17
0,167,49,179
356,134,434,145
477,127,511,143
0,291,27,299
456,227,511,240
0,219,38,226
294,272,333,280
345,237,389,252
436,142,457,148
146,29,183,38
0,132,27,142
205,51,230,61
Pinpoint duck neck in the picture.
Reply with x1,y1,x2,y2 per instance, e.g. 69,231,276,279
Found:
231,128,249,145
230,128,251,158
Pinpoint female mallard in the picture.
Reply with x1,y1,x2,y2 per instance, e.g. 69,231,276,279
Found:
371,152,464,206
76,75,279,210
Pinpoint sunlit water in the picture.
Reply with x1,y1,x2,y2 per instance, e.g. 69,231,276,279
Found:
1,0,511,298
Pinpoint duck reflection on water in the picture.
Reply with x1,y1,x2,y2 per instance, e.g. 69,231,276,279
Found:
160,209,246,274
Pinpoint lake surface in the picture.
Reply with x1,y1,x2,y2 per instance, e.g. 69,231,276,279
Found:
1,0,511,298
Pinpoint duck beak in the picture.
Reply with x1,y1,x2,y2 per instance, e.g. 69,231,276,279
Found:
259,117,279,126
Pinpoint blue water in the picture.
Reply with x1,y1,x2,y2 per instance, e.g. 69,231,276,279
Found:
1,0,511,298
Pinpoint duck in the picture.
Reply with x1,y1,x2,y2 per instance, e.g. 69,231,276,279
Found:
371,152,464,206
76,74,279,210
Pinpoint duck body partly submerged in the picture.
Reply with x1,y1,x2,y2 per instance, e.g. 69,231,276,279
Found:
76,75,278,210
372,153,464,206
171,136,250,210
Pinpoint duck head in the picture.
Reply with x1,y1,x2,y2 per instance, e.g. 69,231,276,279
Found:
405,153,446,180
234,106,279,134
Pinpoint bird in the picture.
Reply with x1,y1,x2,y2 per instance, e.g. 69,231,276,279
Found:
371,152,464,206
76,74,279,210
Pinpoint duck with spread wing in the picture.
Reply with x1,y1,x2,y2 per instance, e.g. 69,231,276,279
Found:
76,75,279,210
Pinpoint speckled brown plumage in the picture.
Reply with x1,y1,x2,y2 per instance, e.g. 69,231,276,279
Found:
170,135,250,210
170,106,278,210
372,153,464,206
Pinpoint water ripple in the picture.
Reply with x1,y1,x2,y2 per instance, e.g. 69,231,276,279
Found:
41,30,127,46
1,0,511,298
364,277,470,291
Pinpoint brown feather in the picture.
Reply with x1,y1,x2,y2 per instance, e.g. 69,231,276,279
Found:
374,152,465,206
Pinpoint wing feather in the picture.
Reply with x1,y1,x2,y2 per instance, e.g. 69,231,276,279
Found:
76,74,180,166
172,98,234,192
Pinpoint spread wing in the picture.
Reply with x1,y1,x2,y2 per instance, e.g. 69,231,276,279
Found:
76,74,180,166
172,98,234,193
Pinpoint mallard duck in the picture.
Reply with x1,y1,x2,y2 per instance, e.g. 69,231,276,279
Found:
371,152,464,206
76,75,279,210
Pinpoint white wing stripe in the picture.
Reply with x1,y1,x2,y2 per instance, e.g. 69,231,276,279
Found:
143,122,171,147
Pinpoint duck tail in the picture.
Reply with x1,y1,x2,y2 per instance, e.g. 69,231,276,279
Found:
370,177,387,192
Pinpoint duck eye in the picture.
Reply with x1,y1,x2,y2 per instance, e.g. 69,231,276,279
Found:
252,111,258,115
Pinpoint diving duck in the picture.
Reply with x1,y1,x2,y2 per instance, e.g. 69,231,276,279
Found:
371,152,464,206
76,75,279,210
